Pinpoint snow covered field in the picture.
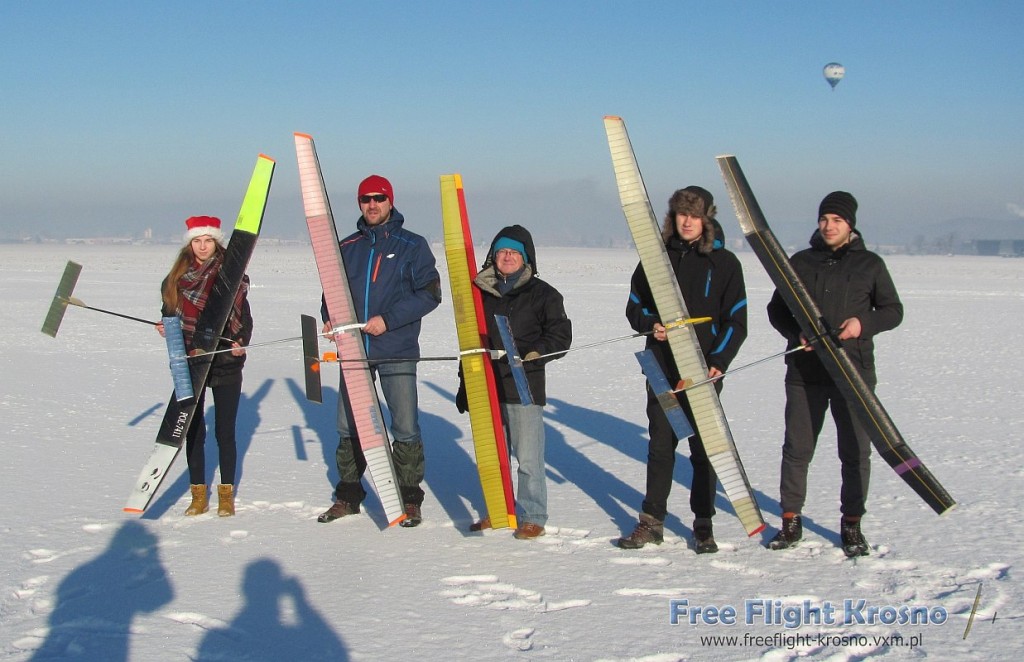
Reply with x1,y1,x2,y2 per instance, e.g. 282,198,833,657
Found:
1,243,1021,661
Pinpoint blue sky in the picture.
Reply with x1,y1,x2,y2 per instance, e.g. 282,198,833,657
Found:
2,2,1022,245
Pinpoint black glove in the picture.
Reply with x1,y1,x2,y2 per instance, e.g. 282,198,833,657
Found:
455,366,468,413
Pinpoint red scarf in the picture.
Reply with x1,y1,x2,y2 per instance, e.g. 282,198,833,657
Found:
176,255,247,343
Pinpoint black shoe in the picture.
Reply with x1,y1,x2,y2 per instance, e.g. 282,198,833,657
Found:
617,513,664,549
317,501,360,523
768,514,802,550
840,517,869,557
399,503,422,528
693,518,718,554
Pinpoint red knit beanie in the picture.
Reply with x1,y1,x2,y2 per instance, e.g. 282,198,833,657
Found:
357,175,394,205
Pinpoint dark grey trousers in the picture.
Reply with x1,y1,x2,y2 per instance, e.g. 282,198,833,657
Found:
779,370,875,517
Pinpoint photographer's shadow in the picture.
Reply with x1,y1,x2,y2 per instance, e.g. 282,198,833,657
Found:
195,558,347,661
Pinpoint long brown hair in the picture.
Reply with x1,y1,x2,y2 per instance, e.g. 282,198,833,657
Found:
161,242,225,312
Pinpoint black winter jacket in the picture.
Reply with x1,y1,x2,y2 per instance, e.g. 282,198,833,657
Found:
767,230,903,382
162,285,253,388
473,225,572,406
626,235,748,381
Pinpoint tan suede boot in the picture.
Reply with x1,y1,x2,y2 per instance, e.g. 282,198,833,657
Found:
217,484,235,517
184,484,209,516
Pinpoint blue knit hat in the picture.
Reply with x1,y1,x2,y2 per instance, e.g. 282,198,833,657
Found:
493,236,528,263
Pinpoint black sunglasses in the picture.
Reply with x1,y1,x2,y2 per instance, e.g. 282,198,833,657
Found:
359,194,388,204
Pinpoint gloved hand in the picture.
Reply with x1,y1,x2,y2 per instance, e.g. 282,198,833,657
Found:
523,351,541,362
455,378,468,414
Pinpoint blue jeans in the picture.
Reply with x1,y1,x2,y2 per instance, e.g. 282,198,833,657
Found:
337,361,422,444
502,403,547,527
336,361,425,505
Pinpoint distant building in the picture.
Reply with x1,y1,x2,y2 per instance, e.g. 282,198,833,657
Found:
65,237,133,245
973,239,1022,257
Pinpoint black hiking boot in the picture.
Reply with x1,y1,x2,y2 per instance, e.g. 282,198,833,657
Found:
693,518,719,554
617,513,664,549
768,514,803,550
840,517,870,557
317,501,360,523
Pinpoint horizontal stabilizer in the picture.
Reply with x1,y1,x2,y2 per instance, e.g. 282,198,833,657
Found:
41,261,82,337
636,350,695,440
301,314,323,403
494,314,534,405
162,316,194,402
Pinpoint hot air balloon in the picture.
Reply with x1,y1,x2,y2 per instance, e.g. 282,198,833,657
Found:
823,62,845,90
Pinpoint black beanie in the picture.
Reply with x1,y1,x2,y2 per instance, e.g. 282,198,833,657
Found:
818,191,857,228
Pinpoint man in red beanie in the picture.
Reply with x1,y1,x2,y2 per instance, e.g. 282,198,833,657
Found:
766,191,904,557
318,175,442,528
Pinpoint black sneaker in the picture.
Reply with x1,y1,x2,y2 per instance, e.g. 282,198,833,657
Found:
317,501,359,523
840,518,869,557
399,503,422,528
768,514,802,550
617,513,664,549
693,518,718,554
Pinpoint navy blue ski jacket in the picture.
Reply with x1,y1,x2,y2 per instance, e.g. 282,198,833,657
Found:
321,210,441,360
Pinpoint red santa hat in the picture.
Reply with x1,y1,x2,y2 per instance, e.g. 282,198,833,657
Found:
183,216,225,246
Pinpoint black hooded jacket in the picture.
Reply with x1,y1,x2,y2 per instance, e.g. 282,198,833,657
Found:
471,225,572,405
626,220,747,380
767,229,903,382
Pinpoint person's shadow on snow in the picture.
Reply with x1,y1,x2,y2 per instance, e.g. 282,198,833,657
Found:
29,521,173,662
418,400,482,528
194,558,347,661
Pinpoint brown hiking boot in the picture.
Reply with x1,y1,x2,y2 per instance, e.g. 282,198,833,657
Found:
469,517,492,532
184,485,209,516
217,484,235,517
512,522,546,540
317,501,360,523
399,503,422,528
617,513,664,549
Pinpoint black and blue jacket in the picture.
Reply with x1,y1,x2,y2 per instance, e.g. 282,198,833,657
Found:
626,230,748,380
321,209,441,360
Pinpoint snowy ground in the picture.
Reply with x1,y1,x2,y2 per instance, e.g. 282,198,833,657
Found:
1,243,1021,661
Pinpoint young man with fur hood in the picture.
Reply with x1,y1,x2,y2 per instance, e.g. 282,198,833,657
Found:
618,186,748,554
457,224,572,540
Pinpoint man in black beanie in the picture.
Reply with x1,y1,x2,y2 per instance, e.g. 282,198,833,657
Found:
765,191,903,557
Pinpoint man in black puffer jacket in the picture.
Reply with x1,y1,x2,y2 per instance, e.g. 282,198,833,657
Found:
459,225,572,540
765,191,904,557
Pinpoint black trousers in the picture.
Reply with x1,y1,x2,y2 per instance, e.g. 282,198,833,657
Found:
779,369,875,517
640,385,718,523
185,380,242,485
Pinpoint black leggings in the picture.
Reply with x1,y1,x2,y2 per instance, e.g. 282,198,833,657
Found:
185,381,242,485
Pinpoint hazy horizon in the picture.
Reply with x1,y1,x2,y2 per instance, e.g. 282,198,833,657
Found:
3,3,1022,249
